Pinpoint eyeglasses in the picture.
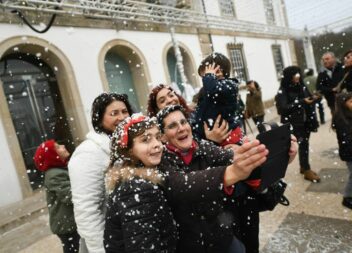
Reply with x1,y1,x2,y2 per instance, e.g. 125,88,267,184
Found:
164,118,189,131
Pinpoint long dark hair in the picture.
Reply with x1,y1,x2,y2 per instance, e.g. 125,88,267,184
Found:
332,92,352,129
280,66,304,89
246,80,261,91
91,93,134,134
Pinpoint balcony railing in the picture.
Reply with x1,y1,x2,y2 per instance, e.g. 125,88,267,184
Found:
0,0,305,37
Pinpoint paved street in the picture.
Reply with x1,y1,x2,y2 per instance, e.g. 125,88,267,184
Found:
2,103,352,253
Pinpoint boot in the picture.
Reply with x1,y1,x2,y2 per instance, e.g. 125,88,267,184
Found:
342,197,352,209
303,169,320,183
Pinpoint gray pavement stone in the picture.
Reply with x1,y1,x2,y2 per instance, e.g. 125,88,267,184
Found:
307,168,348,194
261,212,352,253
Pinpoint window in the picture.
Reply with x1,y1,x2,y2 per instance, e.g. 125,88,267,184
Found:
263,0,276,25
272,45,284,79
219,0,236,17
228,43,248,83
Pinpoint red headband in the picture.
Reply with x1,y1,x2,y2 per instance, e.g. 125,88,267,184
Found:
117,114,147,148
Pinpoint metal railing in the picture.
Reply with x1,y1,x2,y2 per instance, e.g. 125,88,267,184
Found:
0,0,305,37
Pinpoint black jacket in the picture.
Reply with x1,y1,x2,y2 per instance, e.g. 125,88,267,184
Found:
340,68,352,92
193,74,240,140
333,115,352,161
317,63,344,104
104,176,177,253
276,82,318,132
159,140,248,253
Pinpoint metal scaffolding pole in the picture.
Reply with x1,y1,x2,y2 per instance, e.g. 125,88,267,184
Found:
169,26,188,94
303,26,317,74
0,0,305,38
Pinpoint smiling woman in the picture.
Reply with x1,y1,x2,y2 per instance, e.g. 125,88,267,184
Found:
68,93,134,253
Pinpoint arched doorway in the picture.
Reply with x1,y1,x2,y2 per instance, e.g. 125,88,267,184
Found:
165,44,199,101
0,53,74,190
100,40,151,112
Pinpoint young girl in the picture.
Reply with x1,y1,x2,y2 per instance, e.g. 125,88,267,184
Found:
104,114,177,252
332,92,352,209
33,140,80,253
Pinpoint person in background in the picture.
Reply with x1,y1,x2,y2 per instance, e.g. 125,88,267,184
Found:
235,93,247,135
245,80,266,133
332,92,352,210
104,114,177,252
194,52,242,146
336,49,352,93
317,52,345,114
276,66,320,183
68,93,133,253
304,69,325,124
34,140,80,253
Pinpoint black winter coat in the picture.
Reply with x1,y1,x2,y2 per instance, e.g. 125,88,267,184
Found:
159,140,248,253
333,115,352,161
193,74,240,140
104,176,177,253
276,82,319,132
340,68,352,92
317,63,344,105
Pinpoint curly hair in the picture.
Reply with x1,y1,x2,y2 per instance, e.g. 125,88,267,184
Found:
147,84,191,117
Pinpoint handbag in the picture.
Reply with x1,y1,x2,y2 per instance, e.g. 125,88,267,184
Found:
257,179,289,212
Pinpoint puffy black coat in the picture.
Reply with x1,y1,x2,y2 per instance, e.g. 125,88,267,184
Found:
276,83,318,132
193,74,240,140
104,176,177,253
333,115,352,161
159,140,249,253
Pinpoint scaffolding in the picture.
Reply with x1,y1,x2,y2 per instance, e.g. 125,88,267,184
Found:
0,0,305,37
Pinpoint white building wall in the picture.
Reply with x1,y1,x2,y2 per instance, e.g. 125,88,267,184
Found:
203,0,222,16
0,24,203,205
272,0,287,27
0,117,22,206
211,35,293,101
235,0,267,24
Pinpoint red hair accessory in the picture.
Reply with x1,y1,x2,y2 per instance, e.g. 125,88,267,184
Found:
117,114,147,148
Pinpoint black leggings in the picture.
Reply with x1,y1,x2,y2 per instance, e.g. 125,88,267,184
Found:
57,231,80,253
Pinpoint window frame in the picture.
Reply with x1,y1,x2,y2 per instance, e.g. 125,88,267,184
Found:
218,0,236,18
263,0,276,25
271,44,284,80
227,43,248,83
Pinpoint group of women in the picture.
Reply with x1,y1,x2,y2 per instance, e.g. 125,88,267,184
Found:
67,82,298,253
